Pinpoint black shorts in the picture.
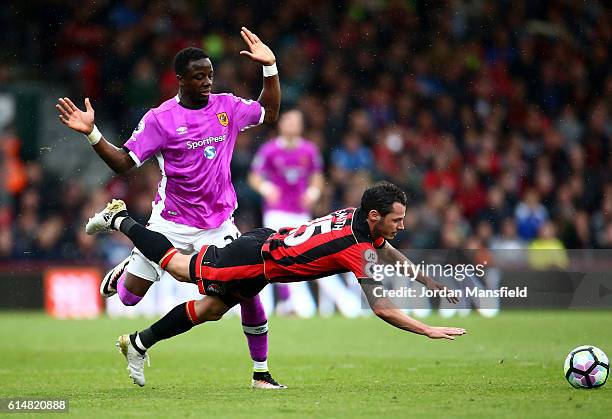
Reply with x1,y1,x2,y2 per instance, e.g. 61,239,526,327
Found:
189,228,275,307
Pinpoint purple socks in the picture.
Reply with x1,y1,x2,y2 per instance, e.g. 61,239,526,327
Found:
117,273,143,306
276,283,291,301
240,294,268,363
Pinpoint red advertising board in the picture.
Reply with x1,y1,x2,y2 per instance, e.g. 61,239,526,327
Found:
44,268,102,319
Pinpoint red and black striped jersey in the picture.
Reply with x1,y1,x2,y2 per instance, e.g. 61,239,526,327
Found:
261,207,385,282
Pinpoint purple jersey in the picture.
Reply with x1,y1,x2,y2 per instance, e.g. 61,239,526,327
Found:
124,94,264,229
251,138,323,214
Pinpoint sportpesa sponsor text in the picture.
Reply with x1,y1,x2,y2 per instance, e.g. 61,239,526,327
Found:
186,135,227,149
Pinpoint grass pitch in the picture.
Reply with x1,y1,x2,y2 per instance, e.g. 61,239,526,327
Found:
0,310,610,418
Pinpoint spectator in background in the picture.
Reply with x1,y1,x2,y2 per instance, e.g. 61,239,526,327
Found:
331,132,375,179
0,205,13,259
423,153,459,195
1,133,27,197
456,167,487,220
598,223,612,249
55,6,105,100
126,57,159,128
490,218,527,267
556,105,583,150
478,186,512,233
13,189,40,258
373,125,406,182
528,221,569,270
515,188,549,242
569,210,594,249
593,189,612,249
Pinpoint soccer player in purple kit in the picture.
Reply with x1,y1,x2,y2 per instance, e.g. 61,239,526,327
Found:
249,110,361,317
56,27,284,389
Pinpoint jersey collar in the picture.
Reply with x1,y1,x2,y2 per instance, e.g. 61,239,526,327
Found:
353,208,386,248
175,94,212,110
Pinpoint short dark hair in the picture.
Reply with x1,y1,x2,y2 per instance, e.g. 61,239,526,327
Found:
174,47,209,76
360,182,407,216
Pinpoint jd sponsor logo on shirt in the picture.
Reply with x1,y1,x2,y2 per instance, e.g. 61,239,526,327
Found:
204,146,217,159
186,134,227,149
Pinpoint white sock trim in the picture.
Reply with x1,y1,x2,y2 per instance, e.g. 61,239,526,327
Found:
113,216,127,231
134,334,147,353
242,322,268,335
253,360,268,372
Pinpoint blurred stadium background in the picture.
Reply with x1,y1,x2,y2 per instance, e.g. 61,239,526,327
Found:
0,0,610,318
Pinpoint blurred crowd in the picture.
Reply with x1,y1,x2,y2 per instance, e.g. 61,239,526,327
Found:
0,0,611,265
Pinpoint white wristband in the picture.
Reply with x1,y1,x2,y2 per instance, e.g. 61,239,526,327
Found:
263,62,278,77
305,186,321,202
85,125,102,146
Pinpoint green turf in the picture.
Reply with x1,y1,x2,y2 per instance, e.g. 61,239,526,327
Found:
0,310,610,418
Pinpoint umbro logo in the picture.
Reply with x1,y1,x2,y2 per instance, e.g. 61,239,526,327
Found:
176,126,188,135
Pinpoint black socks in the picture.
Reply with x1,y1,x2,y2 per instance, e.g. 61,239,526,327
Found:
133,302,198,353
119,217,174,264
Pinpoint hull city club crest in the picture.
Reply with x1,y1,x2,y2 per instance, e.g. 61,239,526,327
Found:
216,112,229,126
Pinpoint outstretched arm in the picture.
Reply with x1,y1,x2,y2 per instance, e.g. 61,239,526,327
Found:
56,97,135,173
359,280,466,340
379,242,459,304
239,27,280,123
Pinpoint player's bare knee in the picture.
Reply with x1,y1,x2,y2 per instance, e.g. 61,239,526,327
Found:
194,297,228,322
196,309,223,322
165,254,192,282
206,312,224,321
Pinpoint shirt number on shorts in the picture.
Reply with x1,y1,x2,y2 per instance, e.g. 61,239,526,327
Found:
223,234,239,245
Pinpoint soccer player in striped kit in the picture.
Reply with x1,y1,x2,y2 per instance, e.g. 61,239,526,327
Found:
56,27,284,389
85,182,465,386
